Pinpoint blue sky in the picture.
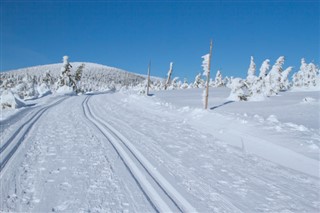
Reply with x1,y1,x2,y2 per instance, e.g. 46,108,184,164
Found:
1,1,319,81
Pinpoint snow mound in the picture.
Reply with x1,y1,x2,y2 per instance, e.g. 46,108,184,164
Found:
1,90,26,109
266,115,279,123
56,86,75,95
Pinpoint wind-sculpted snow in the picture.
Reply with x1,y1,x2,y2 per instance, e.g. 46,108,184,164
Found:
0,88,319,212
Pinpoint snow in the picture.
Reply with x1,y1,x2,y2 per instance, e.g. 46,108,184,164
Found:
1,90,26,109
1,87,319,212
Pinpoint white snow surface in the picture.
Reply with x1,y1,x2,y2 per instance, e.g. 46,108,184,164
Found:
1,87,319,212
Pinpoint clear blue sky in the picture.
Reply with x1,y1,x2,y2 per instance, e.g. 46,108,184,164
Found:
1,1,319,81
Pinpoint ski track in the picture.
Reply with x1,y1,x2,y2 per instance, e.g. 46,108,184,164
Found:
1,95,153,212
0,97,68,174
83,95,196,213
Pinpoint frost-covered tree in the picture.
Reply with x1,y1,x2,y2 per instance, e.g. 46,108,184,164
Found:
168,77,180,90
246,56,257,86
193,73,204,88
214,70,224,87
247,56,256,76
75,63,85,93
265,56,285,96
292,58,319,89
292,72,303,87
57,56,77,92
304,62,318,87
258,59,270,79
280,66,293,91
227,78,248,101
13,74,39,100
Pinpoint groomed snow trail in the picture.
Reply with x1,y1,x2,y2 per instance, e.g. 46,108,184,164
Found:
1,95,154,212
1,91,319,212
0,97,67,174
83,95,196,213
90,92,320,212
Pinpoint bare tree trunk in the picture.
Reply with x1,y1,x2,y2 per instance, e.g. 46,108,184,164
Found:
147,61,151,96
204,40,213,110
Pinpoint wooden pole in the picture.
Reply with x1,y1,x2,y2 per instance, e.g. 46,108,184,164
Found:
204,40,213,109
147,61,151,96
165,62,173,90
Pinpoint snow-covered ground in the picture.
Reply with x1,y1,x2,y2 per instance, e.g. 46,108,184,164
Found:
1,87,319,212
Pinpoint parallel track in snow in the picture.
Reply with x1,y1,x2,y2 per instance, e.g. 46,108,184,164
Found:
0,97,67,174
82,95,196,213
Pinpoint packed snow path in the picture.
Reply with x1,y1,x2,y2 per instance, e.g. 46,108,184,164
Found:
83,95,196,212
1,91,319,212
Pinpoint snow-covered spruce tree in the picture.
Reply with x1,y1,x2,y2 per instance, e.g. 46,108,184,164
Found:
37,70,54,97
259,59,270,79
246,59,270,100
292,72,303,87
75,63,85,93
246,56,257,86
14,73,39,100
214,70,224,87
227,78,248,101
280,66,293,91
57,56,77,93
292,58,319,89
168,77,180,90
165,62,173,90
193,73,204,88
265,56,285,96
304,62,318,87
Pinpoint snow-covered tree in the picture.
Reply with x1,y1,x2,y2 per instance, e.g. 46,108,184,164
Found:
292,72,303,87
246,56,257,85
304,62,318,87
227,78,248,101
280,66,293,90
75,63,85,93
247,56,256,76
292,58,319,89
265,56,285,96
57,56,78,93
258,59,270,79
193,73,205,88
214,70,224,87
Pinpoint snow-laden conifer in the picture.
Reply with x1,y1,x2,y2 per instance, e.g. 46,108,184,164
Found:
259,59,270,79
246,56,257,86
280,66,293,91
227,78,247,101
265,56,285,95
193,73,204,88
292,58,319,89
247,56,256,78
214,70,224,87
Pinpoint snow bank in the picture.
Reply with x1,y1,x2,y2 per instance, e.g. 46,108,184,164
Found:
1,90,26,109
55,85,76,95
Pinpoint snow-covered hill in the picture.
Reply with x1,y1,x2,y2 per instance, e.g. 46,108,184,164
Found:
1,62,146,88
